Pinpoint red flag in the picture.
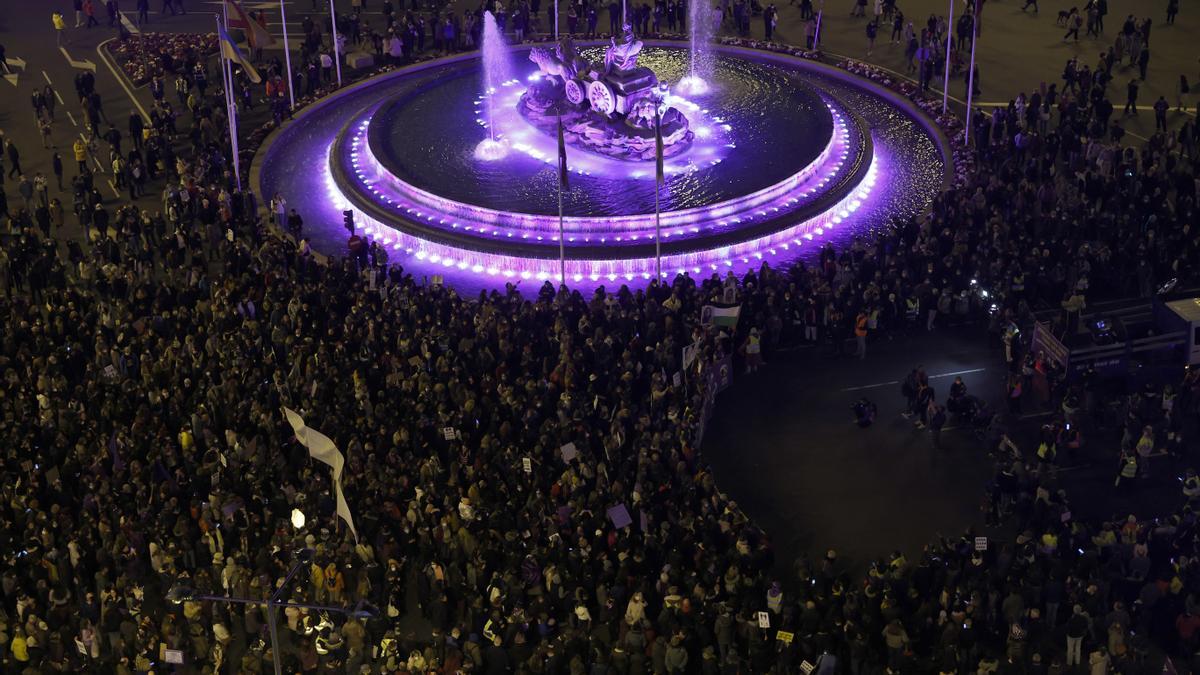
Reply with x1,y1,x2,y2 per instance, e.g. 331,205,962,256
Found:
225,0,276,49
557,115,569,190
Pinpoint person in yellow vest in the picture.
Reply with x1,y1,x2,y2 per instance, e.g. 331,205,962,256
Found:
52,12,66,47
854,310,869,359
10,627,28,664
743,327,762,374
72,138,88,174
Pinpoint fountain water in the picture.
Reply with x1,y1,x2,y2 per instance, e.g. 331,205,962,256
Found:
677,0,716,95
475,11,513,161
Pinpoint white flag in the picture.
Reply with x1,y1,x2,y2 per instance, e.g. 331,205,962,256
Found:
281,407,358,542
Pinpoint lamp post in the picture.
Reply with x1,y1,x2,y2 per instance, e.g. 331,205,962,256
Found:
168,546,375,675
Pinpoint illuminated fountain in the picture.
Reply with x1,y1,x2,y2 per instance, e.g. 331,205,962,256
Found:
474,11,511,161
256,38,950,289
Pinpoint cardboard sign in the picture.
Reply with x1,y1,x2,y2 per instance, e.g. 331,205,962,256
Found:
45,466,60,484
974,536,988,552
757,611,771,628
777,630,794,644
103,365,117,380
442,427,457,441
800,661,815,674
164,649,184,664
560,442,578,463
522,457,532,474
607,503,632,529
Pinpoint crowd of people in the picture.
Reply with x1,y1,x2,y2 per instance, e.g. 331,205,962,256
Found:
3,1,1200,674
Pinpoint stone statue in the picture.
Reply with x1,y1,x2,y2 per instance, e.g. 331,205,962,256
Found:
604,23,644,74
528,36,586,81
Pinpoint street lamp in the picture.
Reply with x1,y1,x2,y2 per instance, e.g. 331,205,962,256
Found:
291,508,306,529
167,548,375,675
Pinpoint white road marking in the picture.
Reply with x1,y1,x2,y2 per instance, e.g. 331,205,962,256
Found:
96,38,150,120
67,111,78,127
121,12,142,34
841,368,988,392
107,179,120,197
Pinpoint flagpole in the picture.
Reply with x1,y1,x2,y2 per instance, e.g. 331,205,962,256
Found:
942,0,953,114
218,11,242,190
558,180,565,286
654,110,663,281
554,0,559,40
813,0,824,50
279,0,296,110
964,1,979,144
329,0,342,87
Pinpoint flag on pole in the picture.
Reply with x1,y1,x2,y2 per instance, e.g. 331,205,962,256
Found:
225,0,276,49
217,23,262,84
701,305,741,329
281,407,358,542
556,114,569,189
654,109,664,183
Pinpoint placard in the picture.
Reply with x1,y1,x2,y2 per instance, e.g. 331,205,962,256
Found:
522,457,532,474
800,661,815,675
777,630,794,644
974,536,988,552
560,442,578,463
442,427,457,441
165,649,184,664
757,611,770,628
673,372,682,387
607,503,632,529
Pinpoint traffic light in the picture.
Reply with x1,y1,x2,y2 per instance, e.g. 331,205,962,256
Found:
343,210,354,234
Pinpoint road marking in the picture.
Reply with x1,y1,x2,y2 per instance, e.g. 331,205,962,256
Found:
107,179,120,197
96,38,150,120
60,46,97,72
120,12,142,34
929,368,987,380
841,367,988,392
2,73,16,87
67,111,78,127
5,57,27,69
94,158,106,173
43,70,53,84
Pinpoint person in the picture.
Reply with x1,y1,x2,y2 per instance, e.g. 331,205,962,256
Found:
1124,78,1138,115
1167,0,1179,24
1178,74,1191,111
5,139,21,178
52,11,67,46
743,327,763,372
1154,95,1169,131
83,0,99,28
1137,46,1150,80
865,18,877,56
1064,10,1082,41
51,152,63,190
764,3,777,41
854,309,868,358
1021,0,1038,13
72,137,87,173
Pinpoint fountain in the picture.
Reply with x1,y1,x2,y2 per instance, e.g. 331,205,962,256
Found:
475,11,512,161
256,34,952,289
677,0,718,95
